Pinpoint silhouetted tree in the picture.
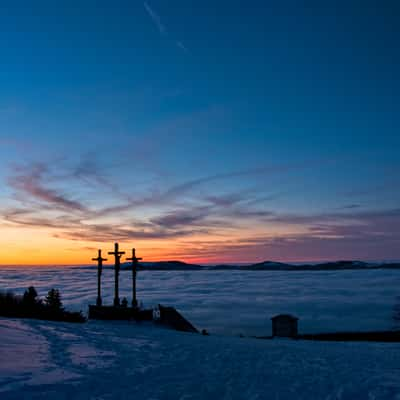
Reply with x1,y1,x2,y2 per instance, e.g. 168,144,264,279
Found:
23,286,38,306
0,290,21,315
45,288,63,312
0,287,85,323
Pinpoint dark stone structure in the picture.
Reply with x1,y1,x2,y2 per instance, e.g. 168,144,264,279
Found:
88,305,152,321
154,305,199,333
88,244,199,333
271,314,298,338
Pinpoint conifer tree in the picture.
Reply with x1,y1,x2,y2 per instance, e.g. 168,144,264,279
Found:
45,288,63,312
23,286,38,306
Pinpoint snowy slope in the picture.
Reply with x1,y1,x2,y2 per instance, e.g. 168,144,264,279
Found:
1,317,400,399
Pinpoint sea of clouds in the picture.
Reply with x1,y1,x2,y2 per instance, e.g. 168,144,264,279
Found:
1,266,399,336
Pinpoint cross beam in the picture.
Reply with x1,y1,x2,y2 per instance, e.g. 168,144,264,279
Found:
127,248,142,308
108,243,125,307
92,249,107,306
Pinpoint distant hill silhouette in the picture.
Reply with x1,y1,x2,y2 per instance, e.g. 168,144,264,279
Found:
121,260,203,271
119,260,400,271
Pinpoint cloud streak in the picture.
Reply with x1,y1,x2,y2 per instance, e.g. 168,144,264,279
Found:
144,1,167,36
3,156,400,261
176,41,189,54
151,206,212,228
169,210,400,263
54,225,206,243
8,163,87,212
143,1,188,53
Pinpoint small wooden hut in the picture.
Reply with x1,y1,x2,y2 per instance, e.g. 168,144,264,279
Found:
271,314,298,338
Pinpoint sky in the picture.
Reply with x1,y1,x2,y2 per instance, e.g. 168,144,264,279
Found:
0,0,399,265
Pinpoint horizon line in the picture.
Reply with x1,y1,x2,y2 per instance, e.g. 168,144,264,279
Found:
1,258,400,267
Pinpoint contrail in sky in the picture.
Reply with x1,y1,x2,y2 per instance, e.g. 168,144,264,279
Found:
144,2,167,36
143,2,189,53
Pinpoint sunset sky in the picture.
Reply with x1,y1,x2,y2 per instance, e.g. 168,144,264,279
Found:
0,1,399,265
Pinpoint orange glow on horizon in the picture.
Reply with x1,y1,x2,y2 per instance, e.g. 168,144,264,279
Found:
0,223,311,266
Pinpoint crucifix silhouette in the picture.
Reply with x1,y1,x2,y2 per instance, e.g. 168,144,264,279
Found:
127,248,142,308
109,243,125,307
92,249,107,306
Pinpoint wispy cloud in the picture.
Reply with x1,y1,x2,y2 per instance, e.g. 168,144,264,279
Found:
92,161,297,217
2,157,324,225
151,206,212,228
338,204,362,210
161,162,310,201
54,224,207,243
176,41,189,54
8,163,87,212
4,155,400,261
2,157,289,246
143,1,189,53
144,1,167,36
2,205,208,243
71,154,130,200
167,208,400,263
3,208,81,230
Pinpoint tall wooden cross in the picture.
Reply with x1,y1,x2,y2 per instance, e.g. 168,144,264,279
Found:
108,243,125,307
126,248,142,308
92,249,107,306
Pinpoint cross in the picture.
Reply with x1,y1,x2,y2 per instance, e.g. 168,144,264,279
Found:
92,249,107,306
108,243,125,307
126,248,142,308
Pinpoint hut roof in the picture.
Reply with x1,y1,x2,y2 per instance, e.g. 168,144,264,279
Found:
271,314,298,321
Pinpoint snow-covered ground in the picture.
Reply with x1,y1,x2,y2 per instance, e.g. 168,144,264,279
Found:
1,267,399,335
1,317,400,399
1,267,400,399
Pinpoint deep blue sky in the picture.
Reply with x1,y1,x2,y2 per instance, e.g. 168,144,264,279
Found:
0,1,399,263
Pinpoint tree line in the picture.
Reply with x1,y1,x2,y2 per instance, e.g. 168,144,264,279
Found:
0,286,86,323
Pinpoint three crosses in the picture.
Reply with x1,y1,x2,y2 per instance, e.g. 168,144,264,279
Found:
92,243,142,308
